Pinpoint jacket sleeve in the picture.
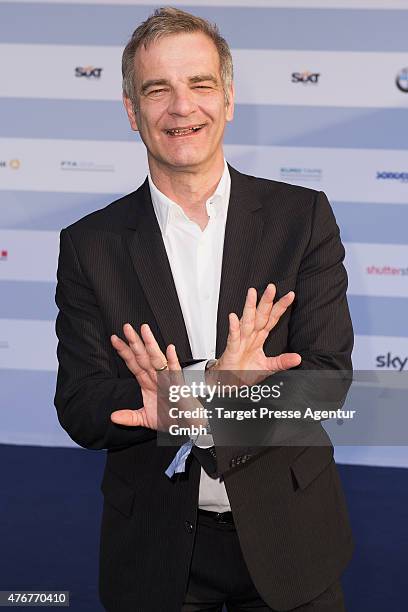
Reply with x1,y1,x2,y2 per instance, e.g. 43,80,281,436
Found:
287,190,353,373
212,190,354,475
54,228,155,450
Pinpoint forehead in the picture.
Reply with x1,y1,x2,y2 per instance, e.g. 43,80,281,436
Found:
134,32,221,81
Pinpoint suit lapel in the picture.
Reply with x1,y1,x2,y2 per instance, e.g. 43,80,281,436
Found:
123,179,193,361
216,165,264,357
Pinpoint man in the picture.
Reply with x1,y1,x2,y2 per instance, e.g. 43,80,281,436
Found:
54,7,354,611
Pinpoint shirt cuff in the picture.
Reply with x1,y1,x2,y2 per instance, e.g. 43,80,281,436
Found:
182,360,213,447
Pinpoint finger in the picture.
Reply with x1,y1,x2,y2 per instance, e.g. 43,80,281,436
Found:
140,323,168,371
166,344,185,388
226,312,240,353
111,334,151,382
112,332,156,390
266,352,302,372
122,323,153,372
254,283,276,331
166,344,181,371
111,334,143,377
264,291,295,333
110,409,144,427
240,288,257,337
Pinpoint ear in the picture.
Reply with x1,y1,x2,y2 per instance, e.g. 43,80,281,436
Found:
226,81,234,123
123,95,139,132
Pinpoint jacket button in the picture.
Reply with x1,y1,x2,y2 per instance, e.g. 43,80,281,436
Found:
184,520,193,533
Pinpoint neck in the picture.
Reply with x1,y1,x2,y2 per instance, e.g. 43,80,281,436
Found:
148,155,225,217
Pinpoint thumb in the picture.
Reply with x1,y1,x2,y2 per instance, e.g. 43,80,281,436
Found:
266,353,302,372
110,409,144,427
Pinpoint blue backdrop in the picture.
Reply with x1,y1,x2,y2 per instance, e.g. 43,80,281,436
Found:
0,0,407,467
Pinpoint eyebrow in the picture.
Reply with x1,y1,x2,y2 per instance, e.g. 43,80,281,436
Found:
189,74,218,85
140,74,219,95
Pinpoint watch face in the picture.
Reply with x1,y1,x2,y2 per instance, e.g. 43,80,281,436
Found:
205,359,218,371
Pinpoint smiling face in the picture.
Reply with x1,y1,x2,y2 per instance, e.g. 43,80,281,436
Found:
123,32,234,178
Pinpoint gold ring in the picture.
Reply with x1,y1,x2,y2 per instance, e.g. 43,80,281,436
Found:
155,362,168,372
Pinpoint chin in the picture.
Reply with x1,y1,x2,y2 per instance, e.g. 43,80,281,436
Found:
165,152,209,169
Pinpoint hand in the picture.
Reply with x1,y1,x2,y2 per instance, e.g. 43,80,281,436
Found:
110,324,204,431
209,284,301,386
110,323,182,430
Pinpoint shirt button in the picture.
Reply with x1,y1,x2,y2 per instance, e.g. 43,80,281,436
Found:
184,520,194,533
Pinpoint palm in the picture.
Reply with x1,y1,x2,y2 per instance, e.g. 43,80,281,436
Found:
213,285,301,386
128,386,158,429
109,324,182,430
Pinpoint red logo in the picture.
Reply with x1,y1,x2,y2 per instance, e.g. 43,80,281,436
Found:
0,250,8,261
366,265,408,276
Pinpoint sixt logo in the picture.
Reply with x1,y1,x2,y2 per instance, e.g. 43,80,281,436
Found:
291,71,320,84
75,66,103,79
376,353,408,371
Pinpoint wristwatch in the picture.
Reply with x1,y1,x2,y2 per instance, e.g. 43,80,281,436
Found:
205,359,218,371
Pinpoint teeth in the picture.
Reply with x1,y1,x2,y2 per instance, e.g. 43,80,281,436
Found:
167,125,203,135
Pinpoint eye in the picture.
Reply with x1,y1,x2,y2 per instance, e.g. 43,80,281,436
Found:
194,85,212,89
148,88,167,96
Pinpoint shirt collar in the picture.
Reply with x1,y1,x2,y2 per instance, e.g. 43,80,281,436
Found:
148,160,230,235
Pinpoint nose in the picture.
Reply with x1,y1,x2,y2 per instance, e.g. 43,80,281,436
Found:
167,85,196,117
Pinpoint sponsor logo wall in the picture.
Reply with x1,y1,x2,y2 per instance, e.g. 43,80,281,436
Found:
1,0,407,467
2,45,408,108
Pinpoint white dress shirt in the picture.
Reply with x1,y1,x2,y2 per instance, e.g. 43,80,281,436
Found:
148,161,231,512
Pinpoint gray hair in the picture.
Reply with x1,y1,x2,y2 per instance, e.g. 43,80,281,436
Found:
122,6,233,108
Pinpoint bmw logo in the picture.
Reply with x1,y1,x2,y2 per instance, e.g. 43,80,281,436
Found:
396,67,408,92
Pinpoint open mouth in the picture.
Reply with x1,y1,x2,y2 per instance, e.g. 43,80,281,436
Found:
165,124,206,137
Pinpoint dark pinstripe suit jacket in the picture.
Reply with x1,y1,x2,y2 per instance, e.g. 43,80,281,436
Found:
54,164,354,611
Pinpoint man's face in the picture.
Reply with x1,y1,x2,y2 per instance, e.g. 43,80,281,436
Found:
124,32,234,173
